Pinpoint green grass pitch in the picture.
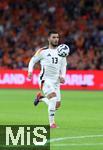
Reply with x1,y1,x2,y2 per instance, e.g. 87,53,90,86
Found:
0,89,103,150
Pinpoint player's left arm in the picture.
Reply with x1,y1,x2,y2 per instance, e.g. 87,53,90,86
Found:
59,58,67,83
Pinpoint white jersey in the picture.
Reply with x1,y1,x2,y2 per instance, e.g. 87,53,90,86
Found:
28,47,67,82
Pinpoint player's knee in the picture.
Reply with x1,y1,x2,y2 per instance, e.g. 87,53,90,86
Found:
47,92,56,99
56,102,61,109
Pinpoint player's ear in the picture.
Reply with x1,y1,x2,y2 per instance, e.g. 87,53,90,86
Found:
48,36,50,42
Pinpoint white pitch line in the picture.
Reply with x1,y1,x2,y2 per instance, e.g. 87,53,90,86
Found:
50,134,103,143
51,142,103,147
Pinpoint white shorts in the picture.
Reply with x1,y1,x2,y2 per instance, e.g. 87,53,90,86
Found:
38,79,61,102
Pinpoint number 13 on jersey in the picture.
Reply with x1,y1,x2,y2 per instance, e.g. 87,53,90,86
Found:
52,57,58,64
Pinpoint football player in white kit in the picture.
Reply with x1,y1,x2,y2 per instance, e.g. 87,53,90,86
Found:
28,31,67,128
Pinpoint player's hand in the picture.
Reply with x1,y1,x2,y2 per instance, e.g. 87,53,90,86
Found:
28,72,32,79
59,77,65,84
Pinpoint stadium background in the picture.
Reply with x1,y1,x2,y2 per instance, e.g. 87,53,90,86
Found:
0,0,103,150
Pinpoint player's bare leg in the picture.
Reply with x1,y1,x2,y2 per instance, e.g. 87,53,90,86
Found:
56,101,61,109
34,91,59,128
34,93,61,108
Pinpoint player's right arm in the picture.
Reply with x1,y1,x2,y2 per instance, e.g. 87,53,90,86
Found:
28,49,43,79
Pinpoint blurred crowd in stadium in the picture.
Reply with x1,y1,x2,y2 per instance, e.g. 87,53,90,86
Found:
0,0,103,70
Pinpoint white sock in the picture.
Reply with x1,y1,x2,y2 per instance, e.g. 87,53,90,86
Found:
48,97,57,126
42,97,49,106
